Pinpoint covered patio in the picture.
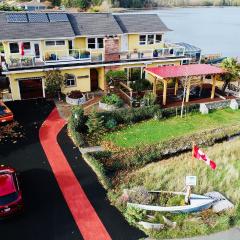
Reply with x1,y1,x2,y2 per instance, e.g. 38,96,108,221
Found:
145,64,227,106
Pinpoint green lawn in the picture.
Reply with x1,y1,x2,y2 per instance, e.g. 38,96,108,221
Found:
103,109,240,148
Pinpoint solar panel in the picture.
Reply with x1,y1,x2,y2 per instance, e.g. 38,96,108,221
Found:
28,13,49,23
6,13,28,23
48,13,69,22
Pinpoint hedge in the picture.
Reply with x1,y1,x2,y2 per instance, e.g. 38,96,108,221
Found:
68,117,86,147
83,152,112,189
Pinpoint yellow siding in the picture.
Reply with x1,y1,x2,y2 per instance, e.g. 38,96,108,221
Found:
96,67,105,90
74,37,86,49
128,34,164,51
41,40,69,60
61,68,91,94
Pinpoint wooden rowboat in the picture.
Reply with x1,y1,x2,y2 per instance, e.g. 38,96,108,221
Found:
127,191,214,214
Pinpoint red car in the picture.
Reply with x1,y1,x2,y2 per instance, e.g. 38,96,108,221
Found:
0,165,23,218
0,101,13,123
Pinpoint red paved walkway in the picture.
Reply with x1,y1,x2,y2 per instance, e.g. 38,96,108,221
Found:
39,108,111,240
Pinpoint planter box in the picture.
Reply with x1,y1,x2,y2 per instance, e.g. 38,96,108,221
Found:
66,95,86,105
99,102,117,111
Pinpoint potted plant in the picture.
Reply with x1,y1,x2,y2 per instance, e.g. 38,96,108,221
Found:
99,93,124,111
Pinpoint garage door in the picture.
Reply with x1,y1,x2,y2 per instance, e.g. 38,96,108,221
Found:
19,78,43,100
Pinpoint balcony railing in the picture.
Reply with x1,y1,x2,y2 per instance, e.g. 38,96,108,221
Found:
5,49,104,69
119,44,185,61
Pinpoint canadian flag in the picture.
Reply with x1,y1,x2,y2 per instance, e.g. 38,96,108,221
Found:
193,146,217,170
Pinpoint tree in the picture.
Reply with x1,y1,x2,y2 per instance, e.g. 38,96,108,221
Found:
220,57,240,92
45,70,64,97
86,108,105,139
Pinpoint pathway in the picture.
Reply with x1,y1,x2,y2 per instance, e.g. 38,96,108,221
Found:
39,108,111,240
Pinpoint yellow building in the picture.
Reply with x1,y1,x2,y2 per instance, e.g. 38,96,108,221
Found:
0,12,190,100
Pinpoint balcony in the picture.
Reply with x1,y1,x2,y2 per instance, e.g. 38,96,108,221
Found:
119,43,185,61
4,49,104,70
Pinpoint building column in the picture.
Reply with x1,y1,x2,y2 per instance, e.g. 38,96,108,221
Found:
211,75,217,99
186,79,191,103
163,79,167,105
174,79,178,96
153,77,157,96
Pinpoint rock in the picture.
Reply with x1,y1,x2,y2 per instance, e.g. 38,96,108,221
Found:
212,199,234,213
162,216,177,229
200,103,209,114
230,99,239,110
138,221,164,230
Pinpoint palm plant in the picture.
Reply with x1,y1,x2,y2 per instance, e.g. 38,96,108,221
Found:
220,57,240,92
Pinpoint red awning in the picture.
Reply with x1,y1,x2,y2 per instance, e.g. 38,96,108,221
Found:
145,64,226,79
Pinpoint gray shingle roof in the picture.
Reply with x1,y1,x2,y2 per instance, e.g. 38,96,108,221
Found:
0,12,75,40
113,14,171,33
0,12,170,41
68,13,123,36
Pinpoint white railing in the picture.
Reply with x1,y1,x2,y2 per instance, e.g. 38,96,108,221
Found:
119,44,185,61
7,56,36,69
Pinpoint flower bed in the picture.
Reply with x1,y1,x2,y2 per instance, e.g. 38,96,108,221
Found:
66,90,86,105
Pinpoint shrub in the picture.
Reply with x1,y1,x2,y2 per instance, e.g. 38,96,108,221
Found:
45,70,64,97
101,94,124,107
124,206,147,225
98,105,161,125
130,79,152,92
70,105,86,132
105,118,117,130
68,117,85,147
86,108,106,139
142,92,156,106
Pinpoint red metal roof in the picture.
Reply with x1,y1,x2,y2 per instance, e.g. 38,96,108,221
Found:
145,64,226,79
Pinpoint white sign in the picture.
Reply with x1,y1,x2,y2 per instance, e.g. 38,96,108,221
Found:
185,176,197,186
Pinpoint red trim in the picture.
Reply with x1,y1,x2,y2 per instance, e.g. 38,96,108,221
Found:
39,108,111,240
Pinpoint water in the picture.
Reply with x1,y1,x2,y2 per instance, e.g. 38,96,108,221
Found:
132,7,240,57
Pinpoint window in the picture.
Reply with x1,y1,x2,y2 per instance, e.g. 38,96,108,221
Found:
147,35,154,44
87,38,104,49
23,42,31,50
155,34,162,43
139,35,146,45
45,40,65,46
65,74,76,87
139,34,163,45
56,40,65,46
9,43,19,53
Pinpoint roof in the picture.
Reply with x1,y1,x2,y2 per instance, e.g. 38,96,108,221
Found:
69,13,123,36
145,64,226,79
113,14,171,33
0,173,16,197
176,42,201,53
0,12,75,40
0,12,170,40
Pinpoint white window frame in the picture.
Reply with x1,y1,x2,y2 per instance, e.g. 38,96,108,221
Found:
87,37,104,50
65,74,76,87
139,34,163,46
45,40,66,47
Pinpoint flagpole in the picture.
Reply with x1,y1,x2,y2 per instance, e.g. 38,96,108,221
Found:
191,141,195,174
